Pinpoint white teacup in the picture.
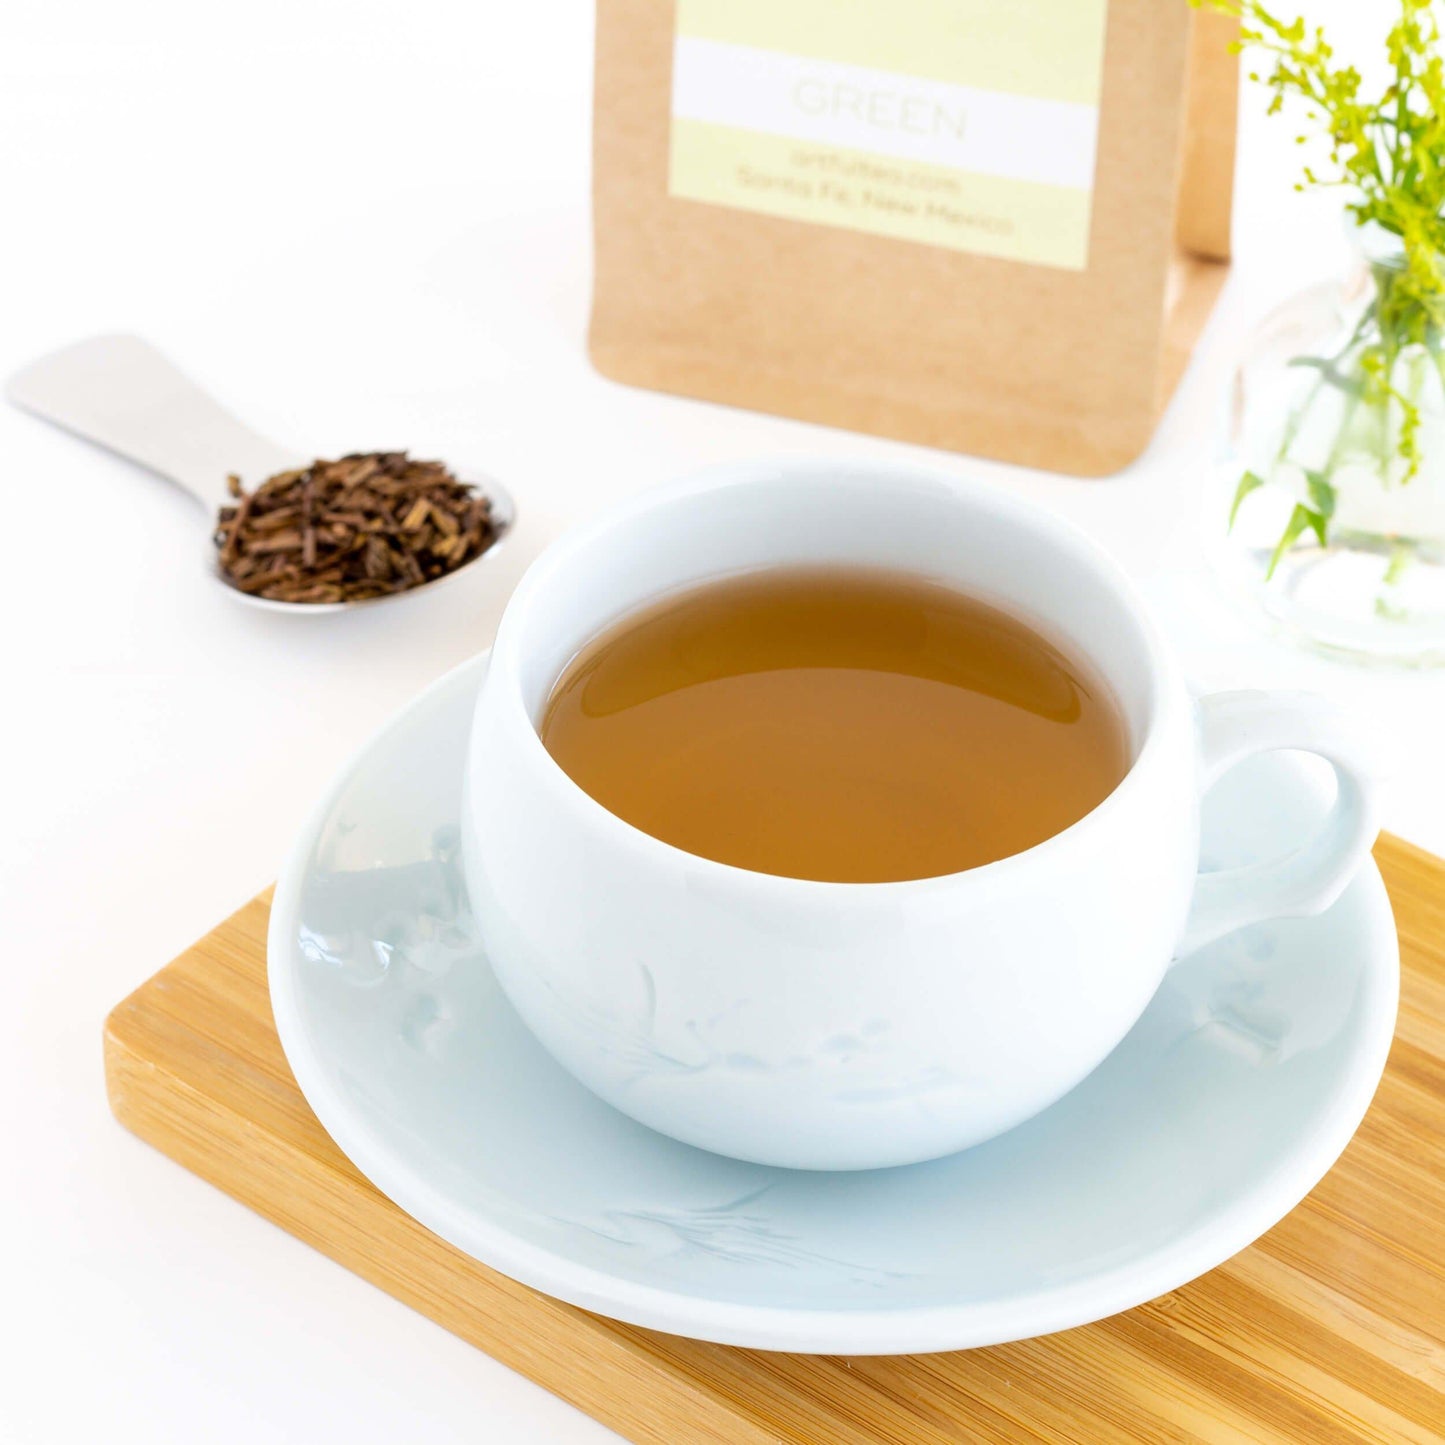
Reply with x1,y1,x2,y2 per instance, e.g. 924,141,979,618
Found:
463,460,1378,1171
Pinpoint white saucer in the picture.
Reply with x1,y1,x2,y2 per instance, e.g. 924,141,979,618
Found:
269,653,1399,1354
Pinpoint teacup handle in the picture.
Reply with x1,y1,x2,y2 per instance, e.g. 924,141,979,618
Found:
1175,690,1380,959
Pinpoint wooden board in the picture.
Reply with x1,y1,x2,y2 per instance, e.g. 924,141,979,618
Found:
104,836,1445,1444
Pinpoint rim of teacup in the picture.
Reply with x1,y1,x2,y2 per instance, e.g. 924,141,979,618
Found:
481,456,1182,894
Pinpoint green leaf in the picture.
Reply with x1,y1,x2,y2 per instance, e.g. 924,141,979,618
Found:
1266,503,1328,581
1304,469,1337,518
1228,470,1266,530
1383,542,1413,586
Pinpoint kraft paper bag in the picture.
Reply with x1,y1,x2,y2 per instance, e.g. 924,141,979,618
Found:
589,0,1239,476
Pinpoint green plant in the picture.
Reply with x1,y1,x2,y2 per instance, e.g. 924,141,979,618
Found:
1198,0,1445,575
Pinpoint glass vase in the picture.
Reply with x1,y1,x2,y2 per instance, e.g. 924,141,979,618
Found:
1209,226,1445,665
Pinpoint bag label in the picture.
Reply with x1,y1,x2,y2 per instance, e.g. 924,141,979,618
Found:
669,0,1109,270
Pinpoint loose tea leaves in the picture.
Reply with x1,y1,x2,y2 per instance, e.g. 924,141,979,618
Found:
215,452,498,604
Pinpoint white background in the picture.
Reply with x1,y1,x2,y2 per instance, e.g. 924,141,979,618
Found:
2,2,1439,1441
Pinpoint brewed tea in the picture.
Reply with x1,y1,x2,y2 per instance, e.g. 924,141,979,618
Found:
541,568,1128,882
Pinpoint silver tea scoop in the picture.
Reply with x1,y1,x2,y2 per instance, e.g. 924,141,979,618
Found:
5,334,515,614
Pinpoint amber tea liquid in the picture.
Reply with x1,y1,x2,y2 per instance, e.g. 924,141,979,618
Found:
541,568,1129,883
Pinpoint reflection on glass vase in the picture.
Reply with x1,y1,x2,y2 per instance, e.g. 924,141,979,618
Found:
1210,225,1445,666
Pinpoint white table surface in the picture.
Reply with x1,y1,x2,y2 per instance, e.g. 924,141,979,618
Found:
4,2,1439,1440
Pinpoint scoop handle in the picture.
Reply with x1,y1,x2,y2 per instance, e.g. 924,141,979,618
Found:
5,334,304,513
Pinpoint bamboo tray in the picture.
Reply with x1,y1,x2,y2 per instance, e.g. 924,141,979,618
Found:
104,836,1445,1443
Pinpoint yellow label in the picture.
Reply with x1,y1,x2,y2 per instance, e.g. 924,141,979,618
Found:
676,0,1109,106
669,0,1108,269
671,120,1092,270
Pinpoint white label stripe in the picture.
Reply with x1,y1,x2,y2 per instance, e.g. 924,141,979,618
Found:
671,36,1098,191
